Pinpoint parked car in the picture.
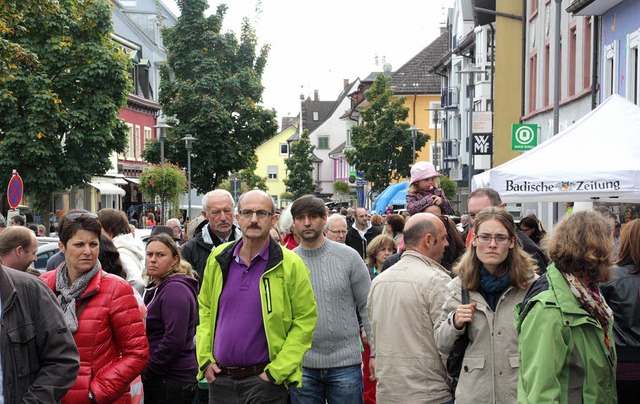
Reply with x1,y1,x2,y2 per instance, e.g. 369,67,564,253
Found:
35,242,60,274
36,236,59,247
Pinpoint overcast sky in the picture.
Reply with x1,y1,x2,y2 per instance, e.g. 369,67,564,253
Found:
164,0,454,126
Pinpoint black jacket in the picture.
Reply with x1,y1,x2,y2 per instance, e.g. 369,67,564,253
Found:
180,222,240,283
345,225,382,260
516,229,549,273
0,266,79,402
600,264,640,362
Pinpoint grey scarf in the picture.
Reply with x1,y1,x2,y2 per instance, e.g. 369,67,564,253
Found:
55,262,102,333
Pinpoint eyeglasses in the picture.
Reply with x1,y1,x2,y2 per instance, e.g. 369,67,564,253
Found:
65,212,98,220
238,209,272,219
475,234,511,245
208,209,233,218
326,229,347,235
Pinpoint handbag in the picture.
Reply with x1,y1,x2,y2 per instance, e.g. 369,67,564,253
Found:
446,284,470,395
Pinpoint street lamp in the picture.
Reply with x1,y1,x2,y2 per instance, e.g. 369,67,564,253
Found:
407,125,423,164
181,134,197,222
457,64,485,191
426,107,445,170
152,118,171,163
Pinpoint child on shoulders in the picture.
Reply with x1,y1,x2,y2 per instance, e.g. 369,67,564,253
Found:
406,161,452,216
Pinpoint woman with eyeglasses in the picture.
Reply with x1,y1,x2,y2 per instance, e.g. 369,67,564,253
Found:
142,233,199,403
366,234,398,278
40,213,149,404
434,207,537,403
518,214,546,246
516,209,617,403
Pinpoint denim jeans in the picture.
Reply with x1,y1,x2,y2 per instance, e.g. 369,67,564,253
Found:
289,365,364,404
208,374,287,404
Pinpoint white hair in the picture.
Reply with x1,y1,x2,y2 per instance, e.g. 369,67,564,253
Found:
325,213,347,230
202,189,235,213
278,205,294,235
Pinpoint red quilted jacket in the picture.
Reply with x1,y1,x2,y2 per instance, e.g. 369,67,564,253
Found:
41,269,149,404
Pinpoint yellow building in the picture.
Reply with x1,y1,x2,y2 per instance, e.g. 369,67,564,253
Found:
254,125,297,208
390,29,450,167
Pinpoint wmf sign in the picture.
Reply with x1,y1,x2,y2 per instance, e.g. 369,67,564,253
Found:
473,134,493,155
512,124,538,150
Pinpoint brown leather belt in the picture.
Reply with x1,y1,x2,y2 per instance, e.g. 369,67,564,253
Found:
218,362,269,380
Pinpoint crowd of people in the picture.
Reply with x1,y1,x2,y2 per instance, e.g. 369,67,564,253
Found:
0,163,637,403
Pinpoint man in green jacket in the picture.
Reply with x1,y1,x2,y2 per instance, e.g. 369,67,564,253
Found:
196,190,317,403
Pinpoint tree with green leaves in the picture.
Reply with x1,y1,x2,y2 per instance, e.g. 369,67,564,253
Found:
239,155,268,191
345,73,428,192
142,1,278,194
284,129,316,199
140,162,187,218
0,0,129,216
439,175,458,202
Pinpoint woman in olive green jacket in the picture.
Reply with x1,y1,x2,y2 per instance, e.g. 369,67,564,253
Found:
516,210,617,403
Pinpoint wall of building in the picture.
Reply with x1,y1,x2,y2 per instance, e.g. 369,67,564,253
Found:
255,126,297,207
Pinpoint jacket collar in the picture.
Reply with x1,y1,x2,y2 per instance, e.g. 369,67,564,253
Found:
401,249,451,277
215,237,284,282
0,266,17,310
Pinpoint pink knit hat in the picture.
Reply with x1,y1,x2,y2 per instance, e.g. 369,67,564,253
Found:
409,161,440,185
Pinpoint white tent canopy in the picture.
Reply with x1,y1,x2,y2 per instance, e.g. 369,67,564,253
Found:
474,94,640,203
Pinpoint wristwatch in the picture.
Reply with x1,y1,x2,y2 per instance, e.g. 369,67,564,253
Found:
88,390,97,403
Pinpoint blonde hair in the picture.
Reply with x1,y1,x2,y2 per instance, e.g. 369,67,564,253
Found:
408,177,440,194
145,233,195,281
366,234,397,268
453,207,536,291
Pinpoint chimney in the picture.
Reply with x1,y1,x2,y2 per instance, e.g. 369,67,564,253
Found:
314,90,319,101
344,79,349,89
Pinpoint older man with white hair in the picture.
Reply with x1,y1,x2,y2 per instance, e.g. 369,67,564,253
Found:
324,213,347,243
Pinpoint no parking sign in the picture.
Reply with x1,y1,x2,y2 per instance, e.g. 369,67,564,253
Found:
7,170,23,209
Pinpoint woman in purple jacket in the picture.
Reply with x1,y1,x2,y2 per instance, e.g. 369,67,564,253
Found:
142,233,199,403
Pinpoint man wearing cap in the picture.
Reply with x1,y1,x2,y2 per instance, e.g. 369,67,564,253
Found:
288,195,373,404
345,207,382,260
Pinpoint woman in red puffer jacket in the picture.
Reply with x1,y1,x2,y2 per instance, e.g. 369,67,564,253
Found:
41,213,148,403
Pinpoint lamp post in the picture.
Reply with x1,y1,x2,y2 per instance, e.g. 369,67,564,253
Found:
407,125,423,164
458,65,485,191
152,119,171,164
426,107,445,170
181,135,197,222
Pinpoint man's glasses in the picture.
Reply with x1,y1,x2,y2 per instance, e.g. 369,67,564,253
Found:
209,209,233,218
475,234,511,245
238,209,272,219
326,229,347,235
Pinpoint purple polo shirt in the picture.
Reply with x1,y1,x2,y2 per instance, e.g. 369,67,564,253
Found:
213,239,270,367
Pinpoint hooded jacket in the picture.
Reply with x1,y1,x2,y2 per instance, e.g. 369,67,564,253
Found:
0,266,79,402
143,275,199,383
112,233,146,293
196,238,317,386
515,264,617,403
345,221,381,260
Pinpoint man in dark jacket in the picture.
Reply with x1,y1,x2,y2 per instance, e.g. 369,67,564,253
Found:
181,189,242,283
0,265,79,402
345,208,382,260
467,188,549,273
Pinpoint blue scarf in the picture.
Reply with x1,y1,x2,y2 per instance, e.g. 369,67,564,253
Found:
479,265,511,311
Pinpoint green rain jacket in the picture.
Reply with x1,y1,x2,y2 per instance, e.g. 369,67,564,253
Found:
515,263,617,404
196,238,317,387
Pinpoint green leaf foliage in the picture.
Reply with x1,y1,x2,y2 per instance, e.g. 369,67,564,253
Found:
0,0,129,213
284,129,316,199
239,155,268,191
439,175,457,202
345,74,429,192
139,162,187,214
333,180,350,195
142,1,278,194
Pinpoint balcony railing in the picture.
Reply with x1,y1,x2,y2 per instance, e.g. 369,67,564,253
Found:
441,87,460,109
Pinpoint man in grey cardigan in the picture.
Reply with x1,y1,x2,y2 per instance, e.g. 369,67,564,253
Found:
289,195,372,404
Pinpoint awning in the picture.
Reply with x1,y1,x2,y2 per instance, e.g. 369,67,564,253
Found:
114,178,128,185
125,177,140,184
89,182,126,197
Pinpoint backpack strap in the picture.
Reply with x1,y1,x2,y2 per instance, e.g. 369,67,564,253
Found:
461,284,469,305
